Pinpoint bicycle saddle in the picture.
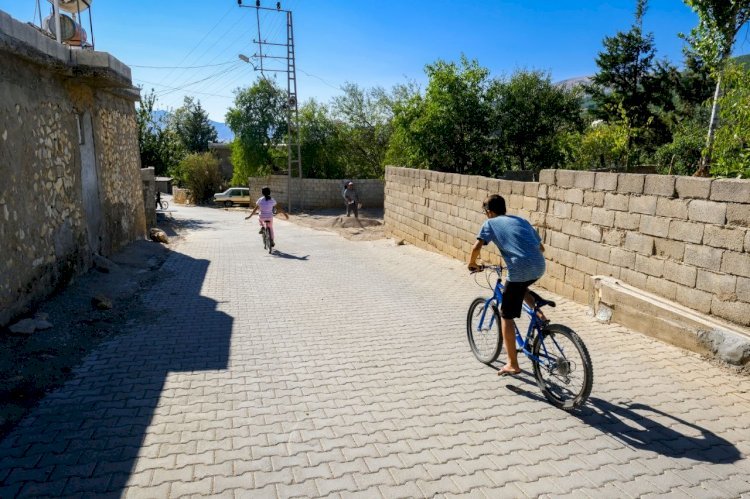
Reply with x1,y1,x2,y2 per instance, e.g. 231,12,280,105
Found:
529,290,556,308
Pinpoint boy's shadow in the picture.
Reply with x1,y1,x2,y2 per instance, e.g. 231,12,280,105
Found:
505,382,741,464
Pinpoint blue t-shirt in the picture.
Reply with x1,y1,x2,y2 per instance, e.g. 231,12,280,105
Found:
477,215,545,282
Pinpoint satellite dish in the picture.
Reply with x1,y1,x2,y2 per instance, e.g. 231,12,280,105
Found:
47,0,92,14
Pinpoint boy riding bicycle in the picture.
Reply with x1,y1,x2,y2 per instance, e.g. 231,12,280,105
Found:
468,194,546,376
245,187,289,246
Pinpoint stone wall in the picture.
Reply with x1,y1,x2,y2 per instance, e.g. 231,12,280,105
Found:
384,166,750,327
0,10,145,325
141,167,156,228
248,175,385,211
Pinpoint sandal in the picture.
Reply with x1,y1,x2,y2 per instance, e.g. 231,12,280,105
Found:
497,366,521,376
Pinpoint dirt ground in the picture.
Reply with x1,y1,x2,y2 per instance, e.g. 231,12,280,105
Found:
0,207,386,439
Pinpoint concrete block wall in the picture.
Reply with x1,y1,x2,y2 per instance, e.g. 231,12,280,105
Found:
141,167,156,227
384,166,750,327
0,10,145,326
248,176,384,210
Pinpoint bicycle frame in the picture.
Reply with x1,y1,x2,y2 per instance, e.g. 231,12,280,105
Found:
475,268,560,367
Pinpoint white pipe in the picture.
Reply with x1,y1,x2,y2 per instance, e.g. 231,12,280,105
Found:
53,0,62,42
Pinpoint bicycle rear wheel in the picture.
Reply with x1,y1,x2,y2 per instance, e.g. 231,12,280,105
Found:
262,227,269,250
531,324,593,411
160,200,169,210
466,297,502,364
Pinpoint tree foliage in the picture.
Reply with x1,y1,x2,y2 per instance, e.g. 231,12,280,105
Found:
135,89,183,176
173,152,224,203
493,70,584,171
587,0,675,161
298,99,346,179
225,78,288,184
389,56,497,175
712,61,750,177
169,97,218,154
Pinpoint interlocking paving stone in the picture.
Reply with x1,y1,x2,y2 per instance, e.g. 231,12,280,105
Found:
1,204,749,496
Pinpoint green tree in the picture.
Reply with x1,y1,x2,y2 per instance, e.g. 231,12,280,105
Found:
173,152,224,203
332,83,394,178
712,61,750,177
225,78,288,184
681,0,750,175
390,56,497,175
135,89,183,176
492,70,584,171
169,97,218,154
298,99,346,179
587,0,675,162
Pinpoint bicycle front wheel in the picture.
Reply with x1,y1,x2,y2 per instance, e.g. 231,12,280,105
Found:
160,200,169,210
466,297,502,364
532,324,593,411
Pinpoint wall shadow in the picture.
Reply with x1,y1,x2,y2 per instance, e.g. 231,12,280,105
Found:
503,382,741,464
0,251,232,496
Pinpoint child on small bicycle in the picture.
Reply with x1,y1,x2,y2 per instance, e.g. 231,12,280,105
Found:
468,194,546,377
245,187,289,246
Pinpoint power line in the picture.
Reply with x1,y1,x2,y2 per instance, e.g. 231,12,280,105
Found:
129,61,237,69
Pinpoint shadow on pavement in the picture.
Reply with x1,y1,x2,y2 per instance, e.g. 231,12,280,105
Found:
272,250,309,261
0,251,232,496
504,382,741,464
157,214,213,238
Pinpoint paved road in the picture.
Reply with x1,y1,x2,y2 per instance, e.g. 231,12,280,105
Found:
2,204,750,498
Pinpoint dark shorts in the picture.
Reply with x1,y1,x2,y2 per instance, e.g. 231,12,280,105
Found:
501,279,538,319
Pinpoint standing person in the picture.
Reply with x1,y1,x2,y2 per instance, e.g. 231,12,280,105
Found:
342,181,360,218
245,186,289,247
467,194,546,376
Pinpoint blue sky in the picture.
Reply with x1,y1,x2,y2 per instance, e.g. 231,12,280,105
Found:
2,1,749,121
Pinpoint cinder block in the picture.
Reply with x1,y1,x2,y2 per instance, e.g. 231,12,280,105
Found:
556,170,576,188
614,211,640,230
644,175,676,197
537,184,548,200
653,238,685,260
588,240,611,262
645,275,677,301
722,251,750,278
591,207,615,227
565,267,586,288
676,176,711,199
624,232,655,255
610,248,636,269
726,203,750,227
655,198,689,220
628,195,658,215
704,225,745,251
617,174,645,194
539,169,555,185
711,298,750,327
594,172,618,191
639,215,670,237
675,285,713,314
564,188,584,205
746,231,750,252
575,254,598,275
568,236,589,255
710,178,750,203
572,205,592,222
556,248,577,268
620,268,648,289
553,201,572,219
523,182,539,197
668,220,704,244
684,244,723,271
604,193,629,211
688,199,727,225
697,269,737,297
663,260,697,287
561,219,582,237
573,171,596,189
580,223,602,243
546,215,563,231
583,190,605,207
635,254,664,277
737,277,750,302
522,196,538,212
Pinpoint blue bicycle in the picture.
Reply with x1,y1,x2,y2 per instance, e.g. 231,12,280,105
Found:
467,265,593,410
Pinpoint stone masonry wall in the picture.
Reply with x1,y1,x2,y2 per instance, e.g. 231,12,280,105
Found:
248,175,384,211
0,10,145,325
384,166,750,327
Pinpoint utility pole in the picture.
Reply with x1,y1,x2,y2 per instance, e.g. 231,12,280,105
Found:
238,0,303,212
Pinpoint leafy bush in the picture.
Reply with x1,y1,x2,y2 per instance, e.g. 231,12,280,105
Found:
653,117,704,175
712,62,750,178
571,121,630,170
171,153,224,204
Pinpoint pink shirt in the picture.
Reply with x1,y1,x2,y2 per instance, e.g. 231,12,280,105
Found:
256,197,276,220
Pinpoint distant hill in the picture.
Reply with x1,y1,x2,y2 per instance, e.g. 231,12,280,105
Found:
555,76,591,91
151,110,234,143
736,54,750,69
